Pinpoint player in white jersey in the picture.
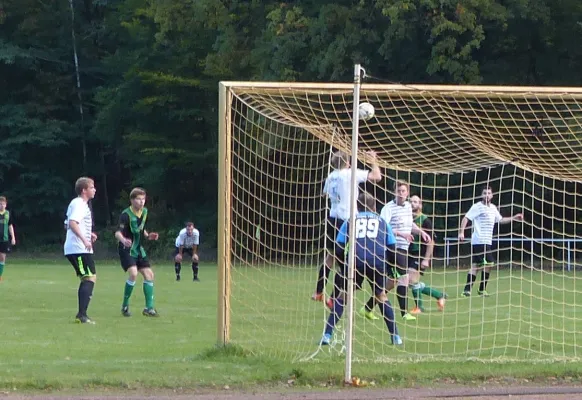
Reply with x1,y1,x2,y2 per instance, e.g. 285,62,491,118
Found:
459,186,523,297
64,177,98,324
312,150,381,303
377,180,430,321
174,222,200,281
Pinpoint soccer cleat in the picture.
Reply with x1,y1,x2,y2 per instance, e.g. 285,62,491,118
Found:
75,315,96,324
359,306,380,320
391,334,403,345
410,307,424,315
193,277,200,282
319,333,332,346
462,291,471,297
311,292,324,302
402,313,417,321
478,290,491,297
121,306,132,317
176,275,181,281
142,308,159,317
436,297,446,311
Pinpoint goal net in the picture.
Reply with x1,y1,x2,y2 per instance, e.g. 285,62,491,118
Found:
217,82,582,363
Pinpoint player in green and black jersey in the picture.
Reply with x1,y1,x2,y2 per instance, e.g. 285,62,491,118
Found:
0,196,16,281
408,195,446,314
114,187,159,317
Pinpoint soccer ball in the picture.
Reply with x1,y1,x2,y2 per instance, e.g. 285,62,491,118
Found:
358,102,375,121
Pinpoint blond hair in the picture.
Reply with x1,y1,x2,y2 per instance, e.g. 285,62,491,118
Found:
330,151,349,169
75,177,94,195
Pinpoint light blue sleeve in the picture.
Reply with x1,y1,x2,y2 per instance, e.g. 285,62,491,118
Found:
336,221,348,244
385,221,396,246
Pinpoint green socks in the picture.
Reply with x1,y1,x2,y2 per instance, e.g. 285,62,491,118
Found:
143,280,155,309
0,262,5,277
123,280,135,307
422,285,444,299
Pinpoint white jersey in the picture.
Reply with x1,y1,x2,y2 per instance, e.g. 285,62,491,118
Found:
323,168,369,220
465,202,502,245
380,199,413,250
175,228,200,248
64,197,93,255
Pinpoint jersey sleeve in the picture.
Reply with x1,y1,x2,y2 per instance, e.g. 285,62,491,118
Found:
176,232,185,246
465,204,479,221
193,231,200,245
336,221,349,244
322,176,330,196
356,168,369,183
494,206,503,223
384,222,396,246
422,218,434,239
380,204,391,224
68,200,85,224
117,212,129,231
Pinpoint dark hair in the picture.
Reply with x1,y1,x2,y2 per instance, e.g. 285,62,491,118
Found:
482,185,493,192
130,187,146,199
186,222,194,228
330,151,349,169
357,192,376,212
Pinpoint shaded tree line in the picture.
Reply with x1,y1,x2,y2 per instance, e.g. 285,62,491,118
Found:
1,0,582,254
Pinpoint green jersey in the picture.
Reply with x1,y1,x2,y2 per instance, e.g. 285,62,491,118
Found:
0,210,10,242
409,213,433,257
118,207,148,258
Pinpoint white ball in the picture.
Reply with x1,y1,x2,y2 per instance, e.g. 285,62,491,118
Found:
358,102,375,121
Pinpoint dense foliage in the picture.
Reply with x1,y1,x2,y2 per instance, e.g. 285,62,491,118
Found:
1,0,581,252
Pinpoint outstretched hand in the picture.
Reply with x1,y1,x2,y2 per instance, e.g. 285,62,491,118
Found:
148,232,159,240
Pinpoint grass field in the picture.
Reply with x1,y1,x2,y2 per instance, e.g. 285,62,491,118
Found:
1,259,582,392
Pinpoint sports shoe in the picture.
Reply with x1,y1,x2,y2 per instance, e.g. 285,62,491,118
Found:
193,277,200,282
478,290,491,297
402,313,417,321
436,297,446,311
176,275,181,281
320,333,332,346
121,306,132,317
359,306,380,320
75,315,95,324
311,292,324,302
391,334,403,345
462,291,471,297
142,308,159,317
410,307,424,315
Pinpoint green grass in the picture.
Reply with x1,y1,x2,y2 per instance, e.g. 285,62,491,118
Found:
0,260,581,391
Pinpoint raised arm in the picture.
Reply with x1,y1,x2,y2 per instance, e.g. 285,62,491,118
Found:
365,150,382,182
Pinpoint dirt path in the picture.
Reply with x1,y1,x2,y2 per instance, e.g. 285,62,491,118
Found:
3,386,582,399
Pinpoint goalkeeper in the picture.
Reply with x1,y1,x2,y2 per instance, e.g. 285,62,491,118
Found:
319,192,402,346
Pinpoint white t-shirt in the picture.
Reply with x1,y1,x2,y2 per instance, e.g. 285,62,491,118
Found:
64,197,93,255
323,168,369,220
465,202,503,245
175,227,200,248
380,200,413,250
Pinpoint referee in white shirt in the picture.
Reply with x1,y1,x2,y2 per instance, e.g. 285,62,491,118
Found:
174,222,200,281
459,186,523,297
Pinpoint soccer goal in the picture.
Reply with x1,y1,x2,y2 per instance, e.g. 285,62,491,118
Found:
217,69,582,369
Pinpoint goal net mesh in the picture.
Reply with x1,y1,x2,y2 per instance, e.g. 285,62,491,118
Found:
223,83,582,362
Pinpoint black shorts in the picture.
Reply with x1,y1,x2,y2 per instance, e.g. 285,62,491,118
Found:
408,255,430,275
0,241,10,254
472,244,495,266
386,246,407,278
326,217,345,252
66,253,96,278
174,247,193,257
119,247,151,271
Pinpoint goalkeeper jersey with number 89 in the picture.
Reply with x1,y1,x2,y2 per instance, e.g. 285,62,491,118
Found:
336,211,396,269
